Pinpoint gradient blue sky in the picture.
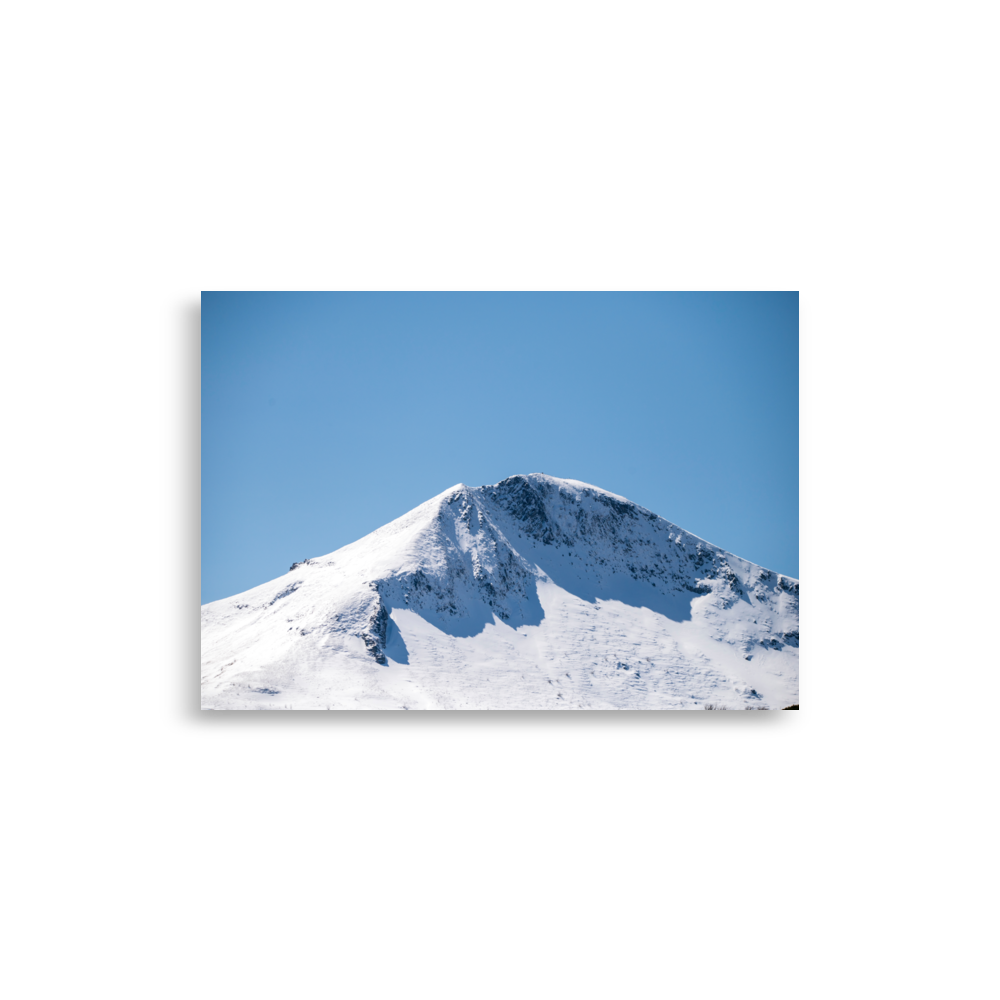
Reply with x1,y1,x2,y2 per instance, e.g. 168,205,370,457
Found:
202,292,798,603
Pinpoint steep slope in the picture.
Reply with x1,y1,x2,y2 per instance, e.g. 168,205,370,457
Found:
201,474,799,710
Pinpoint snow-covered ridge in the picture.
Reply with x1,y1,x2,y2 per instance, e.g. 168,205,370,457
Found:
202,474,799,710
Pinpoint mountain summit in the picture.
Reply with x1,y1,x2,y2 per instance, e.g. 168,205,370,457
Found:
201,474,799,710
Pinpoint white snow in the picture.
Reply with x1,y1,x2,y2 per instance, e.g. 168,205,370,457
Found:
201,474,799,710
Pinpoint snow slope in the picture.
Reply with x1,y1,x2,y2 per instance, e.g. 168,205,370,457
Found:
201,474,799,710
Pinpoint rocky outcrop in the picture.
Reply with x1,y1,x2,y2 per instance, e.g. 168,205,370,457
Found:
361,589,390,666
488,475,561,545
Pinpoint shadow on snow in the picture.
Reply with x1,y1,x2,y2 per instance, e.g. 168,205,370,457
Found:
389,540,695,649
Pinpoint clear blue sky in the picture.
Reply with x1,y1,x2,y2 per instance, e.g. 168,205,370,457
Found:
202,292,798,603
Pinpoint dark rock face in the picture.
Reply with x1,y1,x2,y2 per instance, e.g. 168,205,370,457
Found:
488,475,647,553
361,588,389,665
590,489,639,520
488,475,558,545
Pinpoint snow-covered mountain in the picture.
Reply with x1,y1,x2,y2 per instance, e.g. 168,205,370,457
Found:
201,474,799,710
